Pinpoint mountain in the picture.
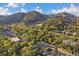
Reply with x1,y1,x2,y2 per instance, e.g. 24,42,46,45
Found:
53,12,77,26
0,11,51,25
23,11,51,25
43,12,77,28
0,11,77,26
0,12,27,24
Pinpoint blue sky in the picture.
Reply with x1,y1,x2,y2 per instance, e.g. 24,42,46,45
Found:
0,3,79,16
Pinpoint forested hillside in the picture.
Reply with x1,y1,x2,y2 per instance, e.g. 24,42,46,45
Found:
0,11,79,56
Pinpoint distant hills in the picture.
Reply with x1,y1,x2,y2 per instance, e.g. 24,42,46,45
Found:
53,12,77,26
0,11,77,25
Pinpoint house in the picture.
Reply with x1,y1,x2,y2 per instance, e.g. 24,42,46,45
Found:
10,37,20,42
72,32,77,35
36,24,43,27
63,40,77,46
65,32,77,36
10,37,24,42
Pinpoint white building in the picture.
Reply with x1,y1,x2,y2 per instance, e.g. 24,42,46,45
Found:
36,24,43,27
10,37,20,42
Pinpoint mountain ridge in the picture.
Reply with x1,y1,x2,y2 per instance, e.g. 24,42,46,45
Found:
0,11,77,25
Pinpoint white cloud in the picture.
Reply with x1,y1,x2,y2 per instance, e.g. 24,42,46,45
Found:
49,4,79,16
0,7,3,9
35,6,43,13
20,8,27,12
0,7,11,15
5,3,26,8
17,8,27,13
6,3,18,8
5,8,9,11
70,4,74,7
